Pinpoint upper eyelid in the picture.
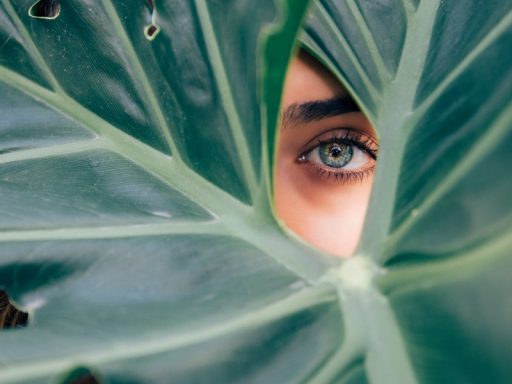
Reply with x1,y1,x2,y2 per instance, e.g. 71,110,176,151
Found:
299,127,378,154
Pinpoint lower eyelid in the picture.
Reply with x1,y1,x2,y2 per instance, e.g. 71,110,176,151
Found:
301,161,376,185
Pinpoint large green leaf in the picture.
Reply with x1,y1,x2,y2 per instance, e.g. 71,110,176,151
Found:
302,0,512,382
0,0,511,383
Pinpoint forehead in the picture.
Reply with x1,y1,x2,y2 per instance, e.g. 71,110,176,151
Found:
282,51,345,107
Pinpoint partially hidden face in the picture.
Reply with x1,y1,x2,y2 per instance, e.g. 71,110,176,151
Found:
274,51,378,257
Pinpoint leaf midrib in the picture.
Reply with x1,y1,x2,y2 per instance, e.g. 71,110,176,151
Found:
358,0,442,257
0,65,327,283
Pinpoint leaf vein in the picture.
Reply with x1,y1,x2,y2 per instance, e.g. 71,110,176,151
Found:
313,1,382,103
101,0,180,157
415,10,512,118
384,100,512,257
193,0,259,200
345,0,391,82
2,0,64,94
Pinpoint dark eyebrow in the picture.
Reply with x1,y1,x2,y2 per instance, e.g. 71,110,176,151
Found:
281,95,360,129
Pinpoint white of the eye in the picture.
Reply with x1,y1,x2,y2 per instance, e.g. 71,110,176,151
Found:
308,145,371,170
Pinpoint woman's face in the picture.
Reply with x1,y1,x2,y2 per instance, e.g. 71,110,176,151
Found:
274,51,378,257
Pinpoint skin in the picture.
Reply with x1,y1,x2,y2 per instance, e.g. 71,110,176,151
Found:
274,51,378,257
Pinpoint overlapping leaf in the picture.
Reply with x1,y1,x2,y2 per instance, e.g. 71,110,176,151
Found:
0,0,342,382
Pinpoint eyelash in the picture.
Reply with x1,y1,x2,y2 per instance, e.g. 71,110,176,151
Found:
296,128,378,184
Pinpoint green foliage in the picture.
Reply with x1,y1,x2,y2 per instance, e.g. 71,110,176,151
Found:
0,0,511,383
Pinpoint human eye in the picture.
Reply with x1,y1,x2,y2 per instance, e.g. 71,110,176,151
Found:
296,128,378,184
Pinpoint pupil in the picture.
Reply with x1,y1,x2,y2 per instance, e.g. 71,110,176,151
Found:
319,142,353,168
330,144,342,157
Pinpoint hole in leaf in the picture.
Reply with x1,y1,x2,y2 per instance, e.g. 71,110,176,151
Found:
143,0,160,41
0,290,29,329
28,0,61,19
60,367,101,384
144,23,160,40
274,50,378,258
